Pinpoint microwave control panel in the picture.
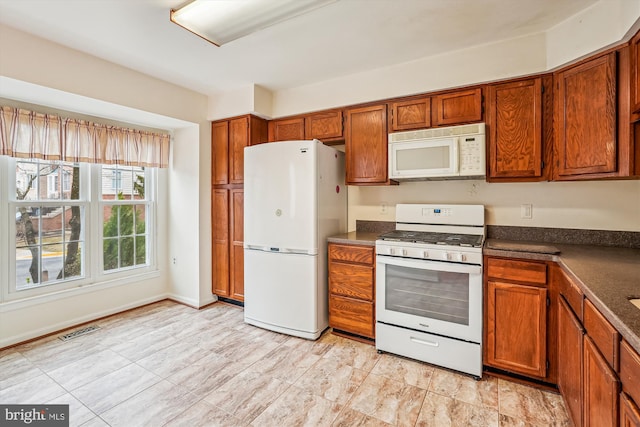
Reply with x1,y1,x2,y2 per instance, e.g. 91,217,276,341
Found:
459,136,485,176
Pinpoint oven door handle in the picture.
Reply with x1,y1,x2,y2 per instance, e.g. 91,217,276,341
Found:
376,255,481,275
410,337,440,347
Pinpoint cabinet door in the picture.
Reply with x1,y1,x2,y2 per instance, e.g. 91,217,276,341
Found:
621,393,640,427
389,98,431,131
329,294,375,338
229,189,244,301
433,88,482,126
555,52,617,176
305,110,343,141
487,79,543,179
212,121,229,185
229,117,249,184
268,117,305,142
212,189,229,297
558,296,584,427
345,104,388,184
583,335,619,427
631,32,640,114
485,280,548,378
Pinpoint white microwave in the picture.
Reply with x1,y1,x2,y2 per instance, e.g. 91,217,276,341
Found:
388,123,486,180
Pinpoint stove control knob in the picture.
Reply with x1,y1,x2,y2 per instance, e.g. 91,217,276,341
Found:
453,252,465,262
421,250,428,258
402,249,407,256
388,247,395,255
442,252,450,261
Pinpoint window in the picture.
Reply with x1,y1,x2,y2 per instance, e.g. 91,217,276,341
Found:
6,158,156,300
101,165,150,272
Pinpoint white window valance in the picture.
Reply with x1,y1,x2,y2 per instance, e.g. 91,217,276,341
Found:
0,106,170,168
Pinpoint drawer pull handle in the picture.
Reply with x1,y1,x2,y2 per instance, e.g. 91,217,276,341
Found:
410,337,439,347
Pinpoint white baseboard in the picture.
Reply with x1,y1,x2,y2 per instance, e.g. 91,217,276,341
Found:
0,294,169,349
167,293,218,309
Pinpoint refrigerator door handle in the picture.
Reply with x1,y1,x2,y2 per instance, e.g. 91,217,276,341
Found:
244,244,316,256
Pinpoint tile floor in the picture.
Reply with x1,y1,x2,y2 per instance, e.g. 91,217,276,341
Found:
0,300,571,426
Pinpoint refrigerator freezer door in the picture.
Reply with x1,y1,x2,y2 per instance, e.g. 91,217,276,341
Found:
244,249,325,340
244,141,318,253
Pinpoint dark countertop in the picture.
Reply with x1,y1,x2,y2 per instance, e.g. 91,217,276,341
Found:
485,239,640,354
327,231,378,246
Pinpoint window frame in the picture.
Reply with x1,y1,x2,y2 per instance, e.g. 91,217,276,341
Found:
2,157,158,302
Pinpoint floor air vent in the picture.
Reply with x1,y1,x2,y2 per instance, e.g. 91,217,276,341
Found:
59,325,101,341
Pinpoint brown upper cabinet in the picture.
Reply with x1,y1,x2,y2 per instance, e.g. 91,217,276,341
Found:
268,109,344,143
487,77,550,182
345,104,391,185
389,97,431,131
554,48,636,180
306,110,343,142
268,117,305,142
212,115,268,185
433,88,483,126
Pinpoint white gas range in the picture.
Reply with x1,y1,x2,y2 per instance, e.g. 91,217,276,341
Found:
375,204,485,379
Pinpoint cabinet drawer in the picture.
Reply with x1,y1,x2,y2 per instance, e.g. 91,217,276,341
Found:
620,340,640,405
486,258,547,285
558,269,584,321
584,298,620,370
329,262,374,300
329,295,374,338
329,244,374,264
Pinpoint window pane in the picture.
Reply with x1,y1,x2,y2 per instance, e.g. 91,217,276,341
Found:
61,242,83,280
135,236,146,265
134,204,146,234
41,243,63,285
133,168,145,199
103,206,120,238
16,159,79,201
15,161,40,201
15,206,40,249
62,164,78,200
103,237,119,271
120,237,134,268
119,205,134,236
16,247,33,289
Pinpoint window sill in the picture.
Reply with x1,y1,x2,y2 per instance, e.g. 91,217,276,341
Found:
0,269,162,313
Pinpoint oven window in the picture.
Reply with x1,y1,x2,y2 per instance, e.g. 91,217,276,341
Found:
385,264,469,325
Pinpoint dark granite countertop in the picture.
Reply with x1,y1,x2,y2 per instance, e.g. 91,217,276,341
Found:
485,239,640,354
327,231,378,246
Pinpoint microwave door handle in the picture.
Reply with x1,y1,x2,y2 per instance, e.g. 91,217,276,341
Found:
452,139,460,174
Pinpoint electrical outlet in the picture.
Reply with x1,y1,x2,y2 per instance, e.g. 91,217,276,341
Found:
172,257,177,265
380,202,388,214
521,204,533,219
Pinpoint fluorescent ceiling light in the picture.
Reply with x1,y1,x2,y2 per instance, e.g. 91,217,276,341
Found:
170,0,337,47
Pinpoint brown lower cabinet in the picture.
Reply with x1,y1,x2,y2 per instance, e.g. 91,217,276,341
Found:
554,267,640,427
484,257,552,381
328,242,375,339
583,335,619,427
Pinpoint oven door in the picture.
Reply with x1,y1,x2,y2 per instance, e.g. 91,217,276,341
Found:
376,254,482,343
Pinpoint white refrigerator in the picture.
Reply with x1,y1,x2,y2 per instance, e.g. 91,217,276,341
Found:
244,140,347,340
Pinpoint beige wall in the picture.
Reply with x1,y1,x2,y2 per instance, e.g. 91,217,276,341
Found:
0,24,213,347
347,180,640,232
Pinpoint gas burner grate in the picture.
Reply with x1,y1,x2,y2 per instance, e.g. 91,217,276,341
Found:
378,230,483,247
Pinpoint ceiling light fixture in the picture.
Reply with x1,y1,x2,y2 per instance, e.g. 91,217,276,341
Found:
170,0,337,47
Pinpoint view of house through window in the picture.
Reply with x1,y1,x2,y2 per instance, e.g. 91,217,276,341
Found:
101,165,148,271
10,159,154,296
14,159,84,289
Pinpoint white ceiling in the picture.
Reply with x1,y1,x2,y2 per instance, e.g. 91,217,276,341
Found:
0,0,600,97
